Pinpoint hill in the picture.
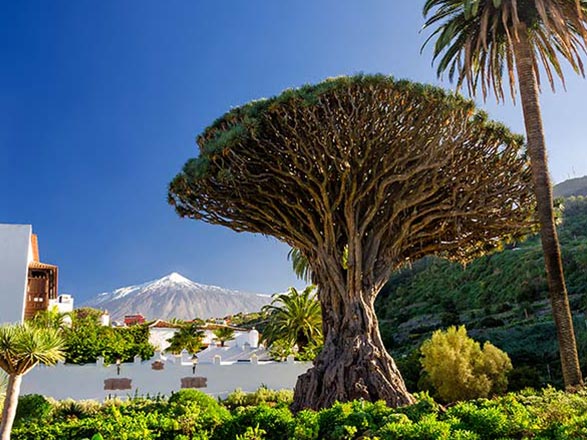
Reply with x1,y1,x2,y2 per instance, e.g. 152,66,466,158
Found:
553,175,587,197
375,196,587,390
82,272,273,321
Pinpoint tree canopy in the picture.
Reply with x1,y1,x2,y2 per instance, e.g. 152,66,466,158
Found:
170,75,533,277
169,75,535,410
62,309,154,364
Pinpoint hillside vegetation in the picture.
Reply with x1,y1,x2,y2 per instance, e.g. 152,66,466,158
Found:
376,196,587,390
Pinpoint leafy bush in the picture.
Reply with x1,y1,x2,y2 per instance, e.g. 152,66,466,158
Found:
507,365,542,391
52,399,102,421
213,404,295,440
420,326,512,402
292,410,320,440
317,400,396,440
63,309,154,364
222,387,293,410
167,389,230,438
13,394,53,427
10,387,587,440
396,392,440,423
378,413,474,440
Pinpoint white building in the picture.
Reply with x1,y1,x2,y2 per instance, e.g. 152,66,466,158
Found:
49,294,74,314
0,224,33,323
148,320,260,353
0,223,63,323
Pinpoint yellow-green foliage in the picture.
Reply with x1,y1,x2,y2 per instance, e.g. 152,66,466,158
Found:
420,326,512,403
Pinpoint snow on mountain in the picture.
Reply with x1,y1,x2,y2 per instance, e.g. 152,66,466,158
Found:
82,273,273,321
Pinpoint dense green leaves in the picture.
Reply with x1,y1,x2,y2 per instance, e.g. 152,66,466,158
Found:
420,326,512,403
62,310,154,364
9,388,587,439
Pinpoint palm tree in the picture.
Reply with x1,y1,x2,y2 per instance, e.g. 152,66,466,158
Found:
212,327,236,347
0,324,65,440
166,322,204,355
422,0,587,388
29,306,72,330
262,286,322,356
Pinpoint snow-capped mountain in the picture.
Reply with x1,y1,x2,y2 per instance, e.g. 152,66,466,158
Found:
82,273,273,321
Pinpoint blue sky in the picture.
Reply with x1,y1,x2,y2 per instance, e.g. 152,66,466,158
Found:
2,1,586,302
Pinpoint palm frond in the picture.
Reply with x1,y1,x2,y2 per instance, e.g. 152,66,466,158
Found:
287,248,312,282
423,0,587,101
0,324,65,376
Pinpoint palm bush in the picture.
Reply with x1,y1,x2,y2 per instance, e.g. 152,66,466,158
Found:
262,286,322,360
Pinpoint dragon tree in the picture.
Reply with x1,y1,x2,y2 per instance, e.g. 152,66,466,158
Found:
169,75,535,410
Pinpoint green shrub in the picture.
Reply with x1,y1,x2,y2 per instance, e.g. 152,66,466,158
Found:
167,389,230,437
222,387,293,409
13,394,52,426
52,399,102,421
235,424,266,440
420,326,512,402
317,400,398,440
447,402,510,440
292,410,320,440
378,413,475,440
396,392,440,422
213,404,294,440
10,387,587,440
507,365,542,391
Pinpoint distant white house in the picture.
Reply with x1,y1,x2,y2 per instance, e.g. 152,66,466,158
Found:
49,294,75,314
148,320,261,355
0,224,68,324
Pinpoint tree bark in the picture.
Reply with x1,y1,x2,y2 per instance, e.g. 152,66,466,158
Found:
291,286,414,411
513,25,583,388
0,374,22,440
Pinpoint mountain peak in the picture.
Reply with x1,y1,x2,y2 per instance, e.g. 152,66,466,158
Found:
83,273,273,320
161,272,191,284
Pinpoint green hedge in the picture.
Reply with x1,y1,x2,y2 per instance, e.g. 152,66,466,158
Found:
10,387,587,439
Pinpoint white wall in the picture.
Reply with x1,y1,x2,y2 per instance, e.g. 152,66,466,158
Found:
0,224,31,324
149,327,177,351
21,355,311,401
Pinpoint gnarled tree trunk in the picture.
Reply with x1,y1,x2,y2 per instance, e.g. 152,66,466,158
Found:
292,285,414,411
